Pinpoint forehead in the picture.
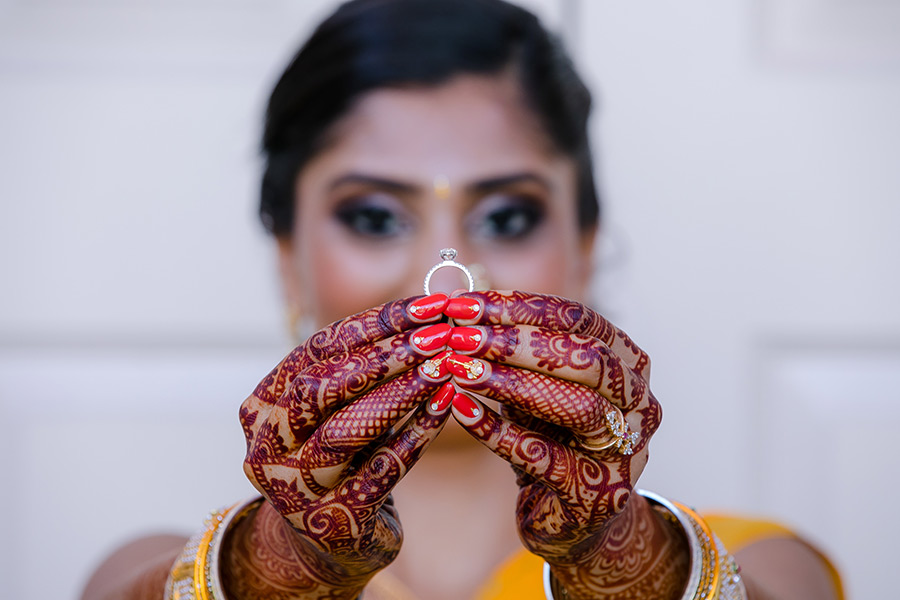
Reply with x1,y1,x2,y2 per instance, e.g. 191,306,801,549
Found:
316,73,561,178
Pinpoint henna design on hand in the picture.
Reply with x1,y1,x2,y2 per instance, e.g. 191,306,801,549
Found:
549,494,691,600
244,297,433,437
450,290,651,378
246,319,430,458
294,371,438,498
455,383,668,598
451,395,630,551
446,291,674,598
237,297,453,597
239,381,451,596
458,324,648,413
451,360,615,445
222,499,403,600
245,363,440,515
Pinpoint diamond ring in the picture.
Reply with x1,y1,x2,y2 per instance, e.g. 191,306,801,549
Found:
579,410,640,455
423,248,475,296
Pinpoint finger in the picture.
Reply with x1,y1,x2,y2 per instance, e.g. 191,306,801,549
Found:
453,353,660,454
499,405,561,490
241,295,447,448
270,324,452,444
250,294,449,408
451,393,614,507
246,329,443,474
447,325,648,413
501,403,560,440
290,395,454,554
445,291,650,379
446,350,659,458
449,359,620,446
298,380,454,494
331,385,455,510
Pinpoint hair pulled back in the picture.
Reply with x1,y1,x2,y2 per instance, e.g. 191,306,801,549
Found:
260,0,599,237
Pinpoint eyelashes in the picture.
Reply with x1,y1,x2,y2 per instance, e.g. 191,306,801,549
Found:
475,199,545,240
331,193,546,242
333,198,413,238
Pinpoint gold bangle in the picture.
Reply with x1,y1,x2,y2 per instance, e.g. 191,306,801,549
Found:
543,490,747,600
164,497,264,600
643,490,747,600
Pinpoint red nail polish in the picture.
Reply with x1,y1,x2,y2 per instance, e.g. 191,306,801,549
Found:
408,293,449,320
411,323,452,352
420,350,453,380
448,327,484,352
429,382,455,412
445,297,482,320
446,353,486,381
452,393,482,419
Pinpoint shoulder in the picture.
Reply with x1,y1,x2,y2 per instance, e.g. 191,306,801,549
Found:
705,513,844,600
80,533,188,600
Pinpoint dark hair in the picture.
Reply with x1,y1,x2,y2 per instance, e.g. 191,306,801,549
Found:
260,0,599,237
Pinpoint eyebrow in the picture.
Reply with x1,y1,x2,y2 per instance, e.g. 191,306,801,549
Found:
327,171,553,195
468,172,554,194
328,173,419,194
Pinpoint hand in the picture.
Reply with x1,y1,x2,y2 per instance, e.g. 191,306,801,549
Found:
237,294,456,598
442,291,678,598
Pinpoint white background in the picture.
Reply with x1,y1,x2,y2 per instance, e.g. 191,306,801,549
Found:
1,1,898,598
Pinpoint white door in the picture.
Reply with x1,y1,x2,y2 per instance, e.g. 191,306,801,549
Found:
580,2,900,599
2,1,897,599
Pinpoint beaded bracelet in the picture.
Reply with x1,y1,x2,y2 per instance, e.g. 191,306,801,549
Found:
163,497,263,600
543,490,747,600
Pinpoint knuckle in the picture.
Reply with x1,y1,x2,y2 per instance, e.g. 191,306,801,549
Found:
489,325,520,359
646,392,662,434
501,367,528,401
376,302,397,337
561,300,588,332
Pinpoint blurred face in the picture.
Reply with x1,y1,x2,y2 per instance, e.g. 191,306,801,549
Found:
279,73,596,328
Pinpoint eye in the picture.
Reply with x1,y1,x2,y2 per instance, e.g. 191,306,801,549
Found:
334,197,412,238
473,197,545,241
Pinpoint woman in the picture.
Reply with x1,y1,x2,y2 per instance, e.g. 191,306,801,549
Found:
82,1,842,598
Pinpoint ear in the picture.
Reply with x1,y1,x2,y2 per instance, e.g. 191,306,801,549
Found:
276,236,303,317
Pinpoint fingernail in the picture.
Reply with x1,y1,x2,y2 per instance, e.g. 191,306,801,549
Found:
419,350,453,380
411,323,452,353
428,382,455,413
448,327,484,352
446,353,486,381
408,293,449,320
445,297,482,320
452,393,482,419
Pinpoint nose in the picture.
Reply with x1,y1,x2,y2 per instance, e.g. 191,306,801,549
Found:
405,200,472,298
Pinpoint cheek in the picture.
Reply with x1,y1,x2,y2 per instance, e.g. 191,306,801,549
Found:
298,226,415,326
482,237,583,299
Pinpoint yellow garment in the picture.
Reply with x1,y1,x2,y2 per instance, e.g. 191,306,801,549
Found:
475,513,845,600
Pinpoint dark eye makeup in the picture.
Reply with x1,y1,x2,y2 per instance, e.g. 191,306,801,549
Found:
329,177,548,243
333,196,412,239
470,195,546,241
